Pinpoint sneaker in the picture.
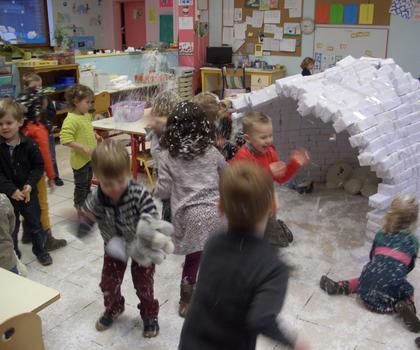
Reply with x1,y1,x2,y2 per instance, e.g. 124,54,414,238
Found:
37,253,53,266
54,177,64,186
143,318,159,338
277,219,294,243
77,222,93,238
264,218,289,247
95,313,114,331
46,235,67,251
395,301,420,333
320,275,350,295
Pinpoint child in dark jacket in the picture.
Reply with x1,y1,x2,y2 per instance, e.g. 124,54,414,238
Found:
320,195,420,333
0,98,52,266
179,161,308,350
300,57,315,76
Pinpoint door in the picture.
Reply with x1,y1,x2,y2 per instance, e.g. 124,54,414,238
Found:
159,15,173,45
124,1,146,48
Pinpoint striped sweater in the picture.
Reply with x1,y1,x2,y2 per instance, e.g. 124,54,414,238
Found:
83,180,158,244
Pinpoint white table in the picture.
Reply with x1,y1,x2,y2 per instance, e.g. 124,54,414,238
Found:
0,268,60,324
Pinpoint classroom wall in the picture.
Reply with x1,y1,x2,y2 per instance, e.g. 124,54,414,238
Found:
210,0,420,77
145,0,174,43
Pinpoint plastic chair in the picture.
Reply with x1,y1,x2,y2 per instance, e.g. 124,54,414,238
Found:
94,91,111,118
221,64,247,99
0,312,45,350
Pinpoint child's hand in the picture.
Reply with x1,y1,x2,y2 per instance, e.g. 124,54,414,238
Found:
22,185,32,203
291,148,310,166
269,161,286,177
48,179,56,193
11,189,25,201
82,146,92,156
95,133,103,143
294,338,310,350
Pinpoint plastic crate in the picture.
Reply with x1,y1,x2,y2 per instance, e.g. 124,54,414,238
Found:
111,101,146,122
0,84,16,97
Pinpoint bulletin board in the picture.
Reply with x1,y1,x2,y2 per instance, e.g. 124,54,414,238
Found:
313,26,388,72
315,0,392,26
222,0,303,57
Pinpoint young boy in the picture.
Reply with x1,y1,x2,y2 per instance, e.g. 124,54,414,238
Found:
179,162,307,350
232,111,309,247
81,139,160,337
0,98,52,266
22,73,64,186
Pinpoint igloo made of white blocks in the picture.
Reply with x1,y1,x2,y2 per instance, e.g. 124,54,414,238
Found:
231,56,420,239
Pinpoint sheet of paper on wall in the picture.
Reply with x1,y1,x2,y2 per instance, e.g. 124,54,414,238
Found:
223,0,234,26
264,10,281,24
222,27,234,46
179,17,193,30
197,0,207,10
279,38,296,52
246,16,254,26
264,24,277,34
252,10,264,27
234,8,243,22
284,0,301,9
234,23,247,39
274,27,283,39
200,10,209,23
284,22,300,35
232,39,245,52
289,6,301,18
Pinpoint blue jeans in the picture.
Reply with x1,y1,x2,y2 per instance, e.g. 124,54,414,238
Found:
11,194,48,259
48,134,60,178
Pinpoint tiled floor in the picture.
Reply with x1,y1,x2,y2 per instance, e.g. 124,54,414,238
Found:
19,143,418,349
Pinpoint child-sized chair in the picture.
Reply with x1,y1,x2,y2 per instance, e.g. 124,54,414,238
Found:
221,64,247,99
93,91,111,119
136,152,156,187
0,312,45,350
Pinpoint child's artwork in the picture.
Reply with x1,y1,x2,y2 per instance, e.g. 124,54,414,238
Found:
0,0,49,44
160,0,173,7
245,0,260,9
179,42,194,55
270,0,279,8
72,35,95,50
260,0,270,10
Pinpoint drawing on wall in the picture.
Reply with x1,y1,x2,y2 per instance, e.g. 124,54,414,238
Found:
63,1,68,6
179,42,193,55
73,3,90,15
246,0,260,8
133,9,143,19
72,35,95,50
57,12,71,24
148,8,157,23
160,0,174,7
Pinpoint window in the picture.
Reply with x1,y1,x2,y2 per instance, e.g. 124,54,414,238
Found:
0,0,49,46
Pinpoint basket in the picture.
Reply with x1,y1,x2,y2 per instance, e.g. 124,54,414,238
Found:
111,101,146,122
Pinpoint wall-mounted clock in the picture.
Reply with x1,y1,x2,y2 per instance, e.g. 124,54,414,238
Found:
301,18,315,34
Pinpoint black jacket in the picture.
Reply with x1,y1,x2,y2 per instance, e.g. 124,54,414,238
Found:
301,68,311,76
179,230,294,350
0,136,44,197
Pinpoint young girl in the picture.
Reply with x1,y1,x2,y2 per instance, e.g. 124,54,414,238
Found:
300,57,315,76
16,89,67,250
154,101,226,317
320,195,420,332
60,85,97,233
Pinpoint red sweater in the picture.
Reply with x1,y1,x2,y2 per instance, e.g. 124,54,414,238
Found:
232,144,300,184
23,121,56,180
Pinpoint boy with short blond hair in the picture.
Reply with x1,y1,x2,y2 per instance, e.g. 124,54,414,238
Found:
82,139,172,338
232,111,310,246
179,161,307,350
0,98,52,266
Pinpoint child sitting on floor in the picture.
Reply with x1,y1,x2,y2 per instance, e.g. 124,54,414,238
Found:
81,139,173,337
232,111,309,247
320,195,420,333
179,161,308,350
154,101,226,318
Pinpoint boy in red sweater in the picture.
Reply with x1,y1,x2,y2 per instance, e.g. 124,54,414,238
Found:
232,111,309,247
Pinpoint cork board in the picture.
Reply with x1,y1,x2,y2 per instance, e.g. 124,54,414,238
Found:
222,0,303,57
315,0,391,26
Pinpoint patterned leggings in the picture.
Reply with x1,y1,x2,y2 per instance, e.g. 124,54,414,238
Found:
181,251,202,285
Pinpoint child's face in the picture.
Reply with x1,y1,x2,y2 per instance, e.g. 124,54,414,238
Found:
245,122,273,153
74,97,93,115
150,115,168,134
98,174,130,202
28,80,42,89
307,62,314,70
0,114,23,142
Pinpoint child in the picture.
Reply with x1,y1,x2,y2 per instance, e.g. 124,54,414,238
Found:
192,92,220,124
179,162,307,350
16,89,67,251
81,139,163,337
0,98,52,266
215,109,237,161
232,111,309,247
0,193,18,273
22,73,64,186
300,57,315,76
146,90,180,221
320,195,420,333
154,101,226,317
60,84,97,233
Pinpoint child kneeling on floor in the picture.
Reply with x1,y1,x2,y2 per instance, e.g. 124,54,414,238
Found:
81,139,174,337
320,195,420,333
179,161,308,350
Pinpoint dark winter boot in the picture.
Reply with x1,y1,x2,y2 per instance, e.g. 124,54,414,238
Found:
45,230,67,251
320,275,350,295
415,336,420,348
143,318,160,338
395,300,420,333
179,283,194,318
21,231,31,244
264,217,289,247
277,219,294,243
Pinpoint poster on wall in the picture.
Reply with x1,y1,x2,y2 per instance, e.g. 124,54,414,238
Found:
148,8,157,23
160,0,173,7
179,17,194,30
179,42,194,55
72,36,95,50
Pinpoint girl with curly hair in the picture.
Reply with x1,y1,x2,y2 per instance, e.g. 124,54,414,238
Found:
155,101,226,318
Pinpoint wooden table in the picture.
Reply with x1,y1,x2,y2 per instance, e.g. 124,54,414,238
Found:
0,268,60,324
92,114,150,180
